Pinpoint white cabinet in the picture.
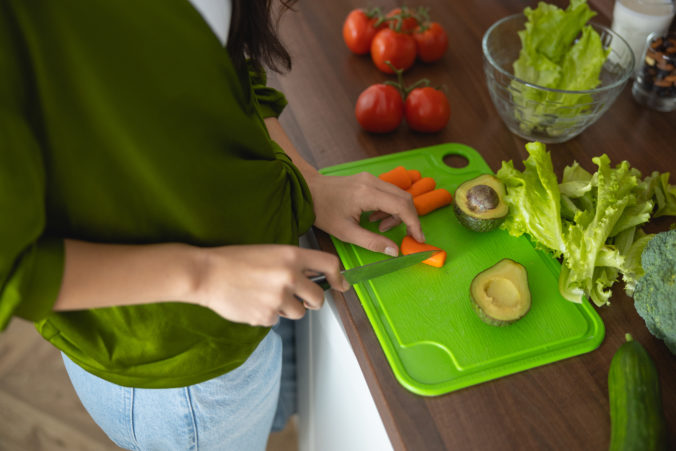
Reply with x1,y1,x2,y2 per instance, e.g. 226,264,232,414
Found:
296,291,393,451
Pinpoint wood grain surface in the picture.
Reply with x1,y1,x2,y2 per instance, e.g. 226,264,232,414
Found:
269,0,676,449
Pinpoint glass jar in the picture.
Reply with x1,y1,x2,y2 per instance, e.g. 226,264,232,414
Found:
611,0,675,72
631,32,676,112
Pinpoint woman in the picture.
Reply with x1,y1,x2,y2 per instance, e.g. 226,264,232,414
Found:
0,0,423,449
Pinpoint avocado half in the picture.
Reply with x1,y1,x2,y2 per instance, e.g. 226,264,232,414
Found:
453,174,508,232
470,259,531,327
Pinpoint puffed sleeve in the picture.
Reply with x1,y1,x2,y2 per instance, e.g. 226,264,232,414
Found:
247,59,288,119
0,9,65,331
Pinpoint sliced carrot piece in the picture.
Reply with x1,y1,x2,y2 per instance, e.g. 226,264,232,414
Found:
407,169,422,183
400,235,447,268
378,165,412,189
405,177,436,197
413,188,452,216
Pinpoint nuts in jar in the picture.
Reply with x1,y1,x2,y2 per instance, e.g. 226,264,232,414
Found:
632,33,676,112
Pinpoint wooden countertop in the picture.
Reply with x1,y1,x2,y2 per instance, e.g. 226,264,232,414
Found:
270,0,676,449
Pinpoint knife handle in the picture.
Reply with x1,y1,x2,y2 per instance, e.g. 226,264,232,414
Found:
308,273,330,291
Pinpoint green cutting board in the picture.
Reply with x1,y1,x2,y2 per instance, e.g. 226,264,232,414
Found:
320,143,605,396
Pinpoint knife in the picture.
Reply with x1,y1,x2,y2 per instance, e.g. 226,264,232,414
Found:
309,250,437,290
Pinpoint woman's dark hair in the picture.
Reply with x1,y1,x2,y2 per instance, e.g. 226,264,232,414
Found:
227,0,297,74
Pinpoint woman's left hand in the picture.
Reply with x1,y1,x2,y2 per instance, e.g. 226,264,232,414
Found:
306,172,424,256
263,117,424,256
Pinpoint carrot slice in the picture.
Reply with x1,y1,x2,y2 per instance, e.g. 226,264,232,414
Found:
400,235,447,268
405,177,436,197
379,165,412,189
413,188,452,216
407,169,422,183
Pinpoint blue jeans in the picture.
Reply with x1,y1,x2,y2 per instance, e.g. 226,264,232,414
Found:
62,319,297,451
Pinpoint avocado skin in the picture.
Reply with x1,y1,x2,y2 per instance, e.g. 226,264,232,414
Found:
470,299,517,327
452,174,508,233
453,202,506,233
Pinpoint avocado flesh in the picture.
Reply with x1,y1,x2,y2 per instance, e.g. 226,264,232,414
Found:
453,174,508,232
470,259,531,326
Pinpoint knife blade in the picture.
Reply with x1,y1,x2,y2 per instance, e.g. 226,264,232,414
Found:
309,250,437,290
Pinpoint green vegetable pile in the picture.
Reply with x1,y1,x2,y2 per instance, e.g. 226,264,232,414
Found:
496,141,676,307
633,229,676,355
512,0,609,137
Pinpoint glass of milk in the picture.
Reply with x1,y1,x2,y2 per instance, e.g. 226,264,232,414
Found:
611,0,675,72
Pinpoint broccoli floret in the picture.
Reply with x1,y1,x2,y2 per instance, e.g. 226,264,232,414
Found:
633,229,676,354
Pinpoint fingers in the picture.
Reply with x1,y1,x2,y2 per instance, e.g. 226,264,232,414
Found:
334,219,401,256
292,280,325,311
297,248,350,294
362,174,425,243
378,215,403,232
368,210,390,222
278,295,307,320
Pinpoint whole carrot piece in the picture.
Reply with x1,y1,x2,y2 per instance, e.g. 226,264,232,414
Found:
378,165,412,189
413,188,452,216
400,235,446,267
406,177,436,197
407,169,422,183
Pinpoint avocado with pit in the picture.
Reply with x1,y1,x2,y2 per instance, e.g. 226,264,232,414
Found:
470,259,531,327
453,174,508,232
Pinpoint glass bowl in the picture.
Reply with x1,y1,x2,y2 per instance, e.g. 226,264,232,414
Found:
482,14,635,144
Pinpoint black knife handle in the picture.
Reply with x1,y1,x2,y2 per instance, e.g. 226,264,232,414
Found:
308,273,330,290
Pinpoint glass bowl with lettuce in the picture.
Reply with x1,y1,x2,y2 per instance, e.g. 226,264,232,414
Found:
482,0,634,143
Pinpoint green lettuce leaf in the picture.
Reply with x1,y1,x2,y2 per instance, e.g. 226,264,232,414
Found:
511,0,609,137
497,142,674,306
561,155,639,304
497,142,566,255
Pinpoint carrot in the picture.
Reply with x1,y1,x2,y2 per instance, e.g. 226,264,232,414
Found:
407,169,422,183
405,177,436,197
413,188,452,216
400,235,446,268
378,165,412,189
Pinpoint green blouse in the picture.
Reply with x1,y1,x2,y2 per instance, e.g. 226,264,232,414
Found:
0,1,315,388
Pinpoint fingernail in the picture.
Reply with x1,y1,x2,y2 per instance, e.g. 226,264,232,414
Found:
384,246,398,257
342,279,351,291
421,232,426,242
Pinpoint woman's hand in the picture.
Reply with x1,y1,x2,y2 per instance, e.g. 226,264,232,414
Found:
55,240,349,328
263,117,424,256
305,172,425,256
195,244,350,326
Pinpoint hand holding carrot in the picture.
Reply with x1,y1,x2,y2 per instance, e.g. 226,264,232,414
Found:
306,172,425,256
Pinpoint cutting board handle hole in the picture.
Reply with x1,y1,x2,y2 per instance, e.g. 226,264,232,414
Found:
443,153,469,169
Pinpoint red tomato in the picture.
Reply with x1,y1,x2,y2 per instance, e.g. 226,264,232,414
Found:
342,9,382,55
404,87,450,133
414,22,448,63
370,28,417,74
386,7,419,33
355,84,404,133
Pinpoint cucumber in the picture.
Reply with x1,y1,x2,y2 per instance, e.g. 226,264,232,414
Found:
608,334,667,451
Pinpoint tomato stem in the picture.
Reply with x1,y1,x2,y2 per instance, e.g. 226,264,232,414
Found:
415,7,431,31
384,61,431,99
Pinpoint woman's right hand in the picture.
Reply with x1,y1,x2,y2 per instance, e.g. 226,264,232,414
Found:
194,244,350,327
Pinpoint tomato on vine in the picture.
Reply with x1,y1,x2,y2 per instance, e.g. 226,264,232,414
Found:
354,83,404,133
342,8,385,55
354,63,450,134
413,22,448,63
385,7,420,33
405,86,450,133
370,28,417,74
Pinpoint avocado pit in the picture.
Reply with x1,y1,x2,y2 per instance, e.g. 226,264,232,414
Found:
466,184,500,213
